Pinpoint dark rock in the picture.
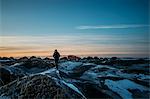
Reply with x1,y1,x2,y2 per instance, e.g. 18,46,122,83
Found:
93,56,99,60
0,57,16,66
86,56,93,60
75,82,115,99
0,67,15,86
110,57,118,61
22,58,52,69
123,64,149,75
69,64,96,77
18,56,28,62
60,57,68,61
0,75,84,99
29,56,36,60
128,89,149,98
0,56,149,99
68,55,81,61
43,57,50,61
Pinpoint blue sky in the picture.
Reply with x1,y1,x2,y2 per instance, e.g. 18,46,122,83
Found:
1,0,149,57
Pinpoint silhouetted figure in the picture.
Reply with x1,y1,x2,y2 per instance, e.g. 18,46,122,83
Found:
53,49,60,70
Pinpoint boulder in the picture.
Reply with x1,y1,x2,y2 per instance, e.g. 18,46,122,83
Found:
68,55,81,61
0,67,15,86
22,58,53,69
69,63,96,77
74,81,120,99
0,74,85,99
17,57,28,62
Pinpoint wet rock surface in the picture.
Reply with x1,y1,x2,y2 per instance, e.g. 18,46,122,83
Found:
0,56,149,99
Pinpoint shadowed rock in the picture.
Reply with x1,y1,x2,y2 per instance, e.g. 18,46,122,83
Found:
0,74,85,99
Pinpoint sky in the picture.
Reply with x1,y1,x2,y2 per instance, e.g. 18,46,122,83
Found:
0,0,150,57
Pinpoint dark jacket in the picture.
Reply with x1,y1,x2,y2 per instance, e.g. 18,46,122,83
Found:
53,51,60,60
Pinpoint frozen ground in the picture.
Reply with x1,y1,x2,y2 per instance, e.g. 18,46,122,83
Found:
0,57,149,99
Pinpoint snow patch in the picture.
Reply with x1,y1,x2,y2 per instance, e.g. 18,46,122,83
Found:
62,80,86,99
80,72,100,84
10,63,23,67
105,79,149,99
82,63,96,66
116,72,150,81
60,61,82,71
39,68,56,75
0,60,12,62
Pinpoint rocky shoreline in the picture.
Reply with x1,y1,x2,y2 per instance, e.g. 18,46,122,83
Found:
0,56,149,99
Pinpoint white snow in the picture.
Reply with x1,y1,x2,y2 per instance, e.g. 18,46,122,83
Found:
0,60,12,62
59,61,82,71
92,65,116,70
56,70,62,79
40,69,86,99
81,64,117,80
62,80,86,99
105,79,149,99
138,74,150,80
39,68,62,79
82,63,96,66
80,72,100,84
116,71,150,81
39,68,56,75
10,63,23,67
81,72,97,80
98,73,117,78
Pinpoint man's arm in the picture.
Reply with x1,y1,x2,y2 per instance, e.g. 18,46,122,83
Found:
53,52,55,57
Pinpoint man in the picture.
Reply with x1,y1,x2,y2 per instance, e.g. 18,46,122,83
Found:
53,49,60,70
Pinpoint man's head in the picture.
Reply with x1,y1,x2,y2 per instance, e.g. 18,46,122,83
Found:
55,49,57,52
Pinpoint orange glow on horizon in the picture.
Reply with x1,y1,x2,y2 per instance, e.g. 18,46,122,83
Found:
0,49,147,58
0,36,148,58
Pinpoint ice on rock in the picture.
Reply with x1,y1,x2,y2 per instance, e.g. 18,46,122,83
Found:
39,68,56,75
59,61,82,71
105,79,149,99
62,80,86,99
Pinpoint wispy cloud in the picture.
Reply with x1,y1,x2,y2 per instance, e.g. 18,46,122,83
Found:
76,24,150,29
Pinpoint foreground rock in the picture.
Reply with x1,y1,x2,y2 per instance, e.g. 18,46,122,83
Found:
0,74,85,99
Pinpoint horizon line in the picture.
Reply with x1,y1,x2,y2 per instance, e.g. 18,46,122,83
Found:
1,54,149,59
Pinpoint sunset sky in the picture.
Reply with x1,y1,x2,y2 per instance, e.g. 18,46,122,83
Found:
1,0,149,57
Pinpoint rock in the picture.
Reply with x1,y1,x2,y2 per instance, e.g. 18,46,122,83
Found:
69,63,96,77
0,57,16,67
0,74,85,99
43,57,51,61
0,57,149,99
74,81,117,99
124,64,149,75
128,89,149,98
68,55,81,61
22,58,53,69
0,64,29,87
60,57,68,61
0,67,15,86
0,67,11,85
17,57,28,62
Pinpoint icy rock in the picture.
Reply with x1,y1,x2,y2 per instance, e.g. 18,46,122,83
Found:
0,74,85,99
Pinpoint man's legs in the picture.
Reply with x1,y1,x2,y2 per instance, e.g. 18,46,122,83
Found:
55,59,59,70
